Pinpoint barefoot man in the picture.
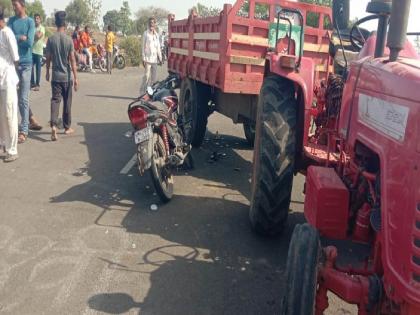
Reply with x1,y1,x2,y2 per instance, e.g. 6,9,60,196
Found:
45,11,78,141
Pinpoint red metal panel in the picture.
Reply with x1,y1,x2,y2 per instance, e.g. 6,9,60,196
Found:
343,56,420,306
168,0,332,96
304,166,349,239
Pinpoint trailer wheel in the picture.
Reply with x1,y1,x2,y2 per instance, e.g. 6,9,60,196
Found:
180,79,208,148
249,75,296,236
281,224,321,315
243,121,255,147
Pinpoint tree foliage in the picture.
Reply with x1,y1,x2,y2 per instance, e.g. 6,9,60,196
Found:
103,2,133,35
299,0,332,6
26,0,46,21
0,0,13,17
120,36,141,66
65,0,102,28
192,3,221,18
119,1,132,35
134,6,169,35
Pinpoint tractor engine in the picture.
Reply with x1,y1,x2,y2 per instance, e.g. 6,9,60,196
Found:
312,74,344,146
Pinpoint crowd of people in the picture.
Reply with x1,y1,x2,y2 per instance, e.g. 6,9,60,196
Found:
0,0,166,164
0,1,78,162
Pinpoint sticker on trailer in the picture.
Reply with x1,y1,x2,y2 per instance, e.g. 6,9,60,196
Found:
358,93,409,142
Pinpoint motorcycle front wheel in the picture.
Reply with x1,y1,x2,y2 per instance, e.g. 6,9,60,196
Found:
114,55,126,70
150,133,173,202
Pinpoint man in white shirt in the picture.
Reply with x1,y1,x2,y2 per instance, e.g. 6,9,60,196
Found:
140,17,162,94
0,6,20,162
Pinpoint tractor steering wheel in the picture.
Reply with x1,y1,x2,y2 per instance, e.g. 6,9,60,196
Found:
350,15,379,51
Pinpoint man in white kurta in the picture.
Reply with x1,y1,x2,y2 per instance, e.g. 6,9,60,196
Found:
140,17,162,94
0,8,20,162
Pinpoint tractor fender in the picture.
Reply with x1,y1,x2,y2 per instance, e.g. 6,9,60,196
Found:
266,55,315,112
265,55,316,159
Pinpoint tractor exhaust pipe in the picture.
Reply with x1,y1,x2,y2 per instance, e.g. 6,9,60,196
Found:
387,0,411,61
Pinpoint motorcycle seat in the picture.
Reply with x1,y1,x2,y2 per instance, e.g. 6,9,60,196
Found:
146,101,168,113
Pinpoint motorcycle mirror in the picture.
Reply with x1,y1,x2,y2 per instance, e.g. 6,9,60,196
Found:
147,86,154,96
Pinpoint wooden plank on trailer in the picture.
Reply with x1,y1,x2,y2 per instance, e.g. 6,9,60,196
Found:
171,32,189,39
171,48,189,56
230,34,269,47
193,50,220,61
194,33,221,40
230,55,265,66
304,43,330,53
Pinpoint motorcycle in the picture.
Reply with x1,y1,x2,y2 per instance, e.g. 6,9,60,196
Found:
127,75,191,202
93,44,107,72
113,45,126,70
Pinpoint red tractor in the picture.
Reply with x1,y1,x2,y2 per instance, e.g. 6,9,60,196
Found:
250,0,420,314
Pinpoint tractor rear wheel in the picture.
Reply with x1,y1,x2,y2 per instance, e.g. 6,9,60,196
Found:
180,79,208,148
249,75,296,236
281,223,321,315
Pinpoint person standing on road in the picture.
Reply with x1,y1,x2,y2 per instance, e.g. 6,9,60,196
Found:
72,25,80,51
45,11,78,142
80,25,94,73
140,17,162,94
105,25,115,74
0,6,20,162
30,13,45,91
8,0,43,144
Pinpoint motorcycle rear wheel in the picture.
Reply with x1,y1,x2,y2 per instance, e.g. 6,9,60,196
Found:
114,55,126,70
150,133,173,202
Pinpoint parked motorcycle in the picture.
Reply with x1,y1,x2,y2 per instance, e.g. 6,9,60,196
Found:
113,45,126,70
127,75,191,202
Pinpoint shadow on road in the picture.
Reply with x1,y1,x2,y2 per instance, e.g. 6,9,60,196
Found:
49,122,306,314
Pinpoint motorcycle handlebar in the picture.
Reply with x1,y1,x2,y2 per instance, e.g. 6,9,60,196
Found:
128,74,181,110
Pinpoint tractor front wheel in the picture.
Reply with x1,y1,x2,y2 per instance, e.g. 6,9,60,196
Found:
249,75,297,236
282,223,321,315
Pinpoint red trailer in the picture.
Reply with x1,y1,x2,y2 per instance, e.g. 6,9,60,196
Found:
167,0,333,147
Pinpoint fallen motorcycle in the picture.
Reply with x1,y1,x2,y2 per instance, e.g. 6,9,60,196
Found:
127,75,191,202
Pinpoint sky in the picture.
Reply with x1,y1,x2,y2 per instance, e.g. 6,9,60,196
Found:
42,0,419,32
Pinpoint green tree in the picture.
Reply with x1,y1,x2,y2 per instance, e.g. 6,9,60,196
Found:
65,0,102,28
119,1,132,35
26,0,46,21
103,9,121,31
65,0,90,26
134,6,169,35
192,3,221,18
0,0,13,17
103,2,133,35
87,0,102,29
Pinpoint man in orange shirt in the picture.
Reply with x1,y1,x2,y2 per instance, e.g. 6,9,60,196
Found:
80,25,94,72
104,25,115,74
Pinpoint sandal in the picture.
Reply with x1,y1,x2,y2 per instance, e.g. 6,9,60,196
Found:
29,122,43,131
18,133,27,144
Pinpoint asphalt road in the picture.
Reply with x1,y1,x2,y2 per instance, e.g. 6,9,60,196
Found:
0,66,355,314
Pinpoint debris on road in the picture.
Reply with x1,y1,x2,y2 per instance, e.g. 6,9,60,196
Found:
150,204,158,211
